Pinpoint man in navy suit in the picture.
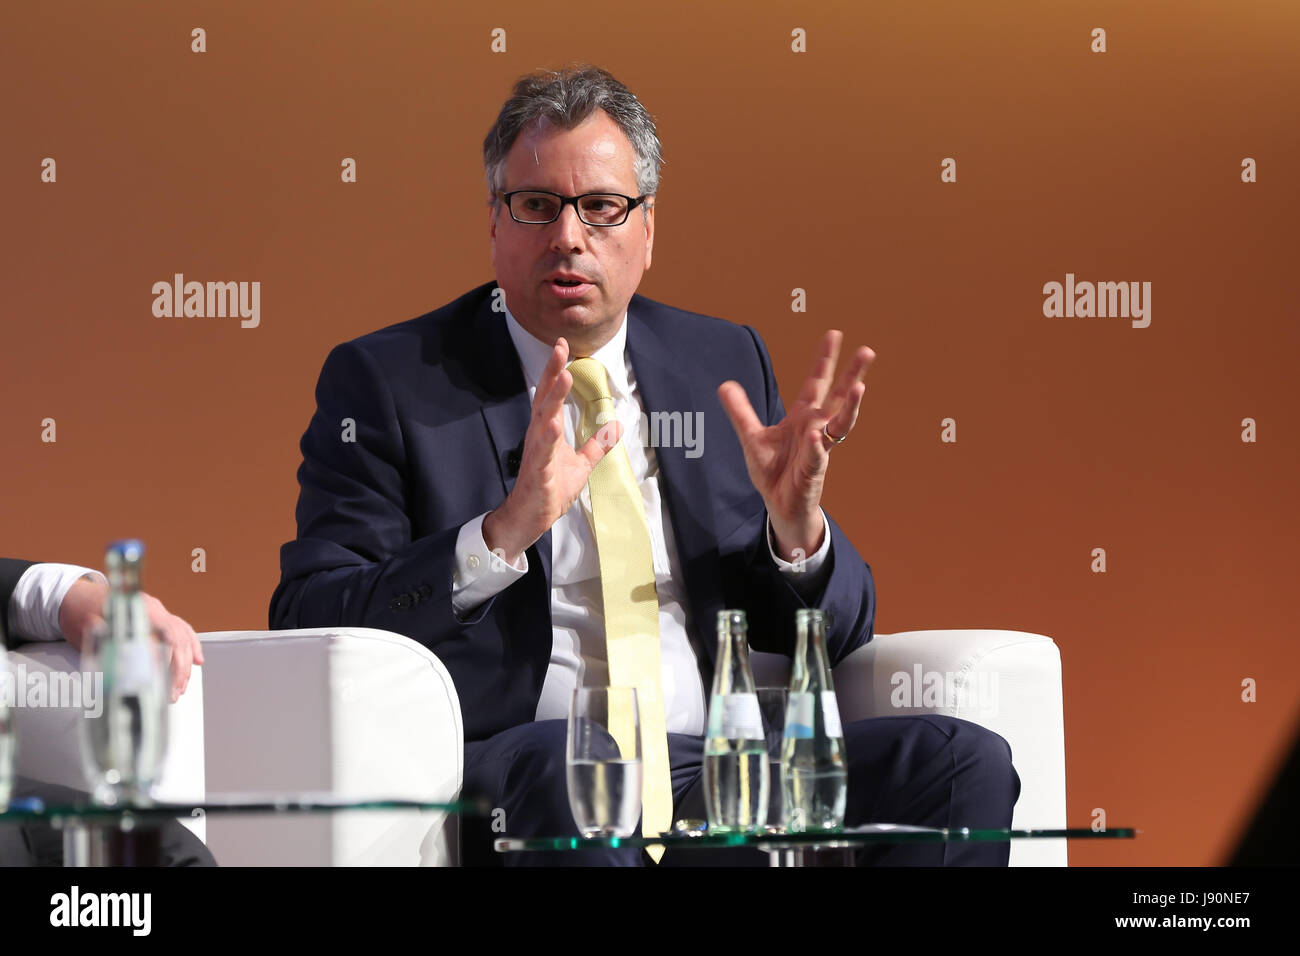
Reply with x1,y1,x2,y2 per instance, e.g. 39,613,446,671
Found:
270,65,1019,865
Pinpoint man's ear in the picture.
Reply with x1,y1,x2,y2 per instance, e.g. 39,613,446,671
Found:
642,195,655,271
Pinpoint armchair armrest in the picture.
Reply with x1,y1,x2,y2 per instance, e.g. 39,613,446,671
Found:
197,627,463,866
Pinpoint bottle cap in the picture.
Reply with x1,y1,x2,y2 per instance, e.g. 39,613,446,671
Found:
105,539,146,563
717,609,747,631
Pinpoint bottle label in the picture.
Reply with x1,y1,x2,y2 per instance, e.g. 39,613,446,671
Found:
822,691,843,738
786,691,815,739
707,693,764,740
116,640,158,692
786,691,844,739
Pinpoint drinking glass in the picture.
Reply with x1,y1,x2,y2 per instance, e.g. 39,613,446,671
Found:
566,686,643,838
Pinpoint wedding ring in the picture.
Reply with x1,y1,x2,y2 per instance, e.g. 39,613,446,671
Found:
822,422,847,446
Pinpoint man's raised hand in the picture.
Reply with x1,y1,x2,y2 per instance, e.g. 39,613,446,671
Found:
483,337,621,565
717,329,874,561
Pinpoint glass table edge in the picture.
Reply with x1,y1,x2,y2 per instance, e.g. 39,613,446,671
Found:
0,794,492,821
494,827,1139,851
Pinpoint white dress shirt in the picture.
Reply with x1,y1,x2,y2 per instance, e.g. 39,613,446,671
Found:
449,305,832,735
5,563,106,643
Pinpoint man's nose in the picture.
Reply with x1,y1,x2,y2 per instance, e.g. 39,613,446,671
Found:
549,201,588,253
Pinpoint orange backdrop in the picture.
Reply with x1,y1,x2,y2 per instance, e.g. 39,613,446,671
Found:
3,0,1297,866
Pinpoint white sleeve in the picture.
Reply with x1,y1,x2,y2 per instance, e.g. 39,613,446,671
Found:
767,509,832,599
7,563,107,642
451,512,529,619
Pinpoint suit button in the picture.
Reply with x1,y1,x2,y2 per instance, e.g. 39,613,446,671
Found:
418,585,432,600
467,555,481,569
391,594,412,610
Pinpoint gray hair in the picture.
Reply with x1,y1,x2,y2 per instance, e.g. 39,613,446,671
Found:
482,64,664,215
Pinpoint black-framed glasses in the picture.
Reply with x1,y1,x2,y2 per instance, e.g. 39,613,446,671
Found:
498,190,650,227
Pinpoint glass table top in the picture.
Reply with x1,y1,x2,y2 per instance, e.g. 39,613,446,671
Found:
495,824,1137,852
0,792,491,822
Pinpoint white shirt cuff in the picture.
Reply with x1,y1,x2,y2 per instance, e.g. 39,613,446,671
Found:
451,512,528,618
767,509,832,597
8,563,107,643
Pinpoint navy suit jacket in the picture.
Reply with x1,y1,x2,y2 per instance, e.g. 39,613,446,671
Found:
269,280,876,742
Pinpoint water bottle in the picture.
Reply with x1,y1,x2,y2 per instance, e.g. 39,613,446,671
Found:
79,540,169,805
781,608,847,832
703,609,768,833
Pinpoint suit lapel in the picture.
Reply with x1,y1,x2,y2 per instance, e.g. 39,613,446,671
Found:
470,288,553,590
626,300,724,675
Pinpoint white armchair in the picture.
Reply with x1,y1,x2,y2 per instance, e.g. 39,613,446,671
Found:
194,627,463,866
6,627,1065,866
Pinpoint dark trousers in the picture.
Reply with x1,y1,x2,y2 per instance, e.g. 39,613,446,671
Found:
461,714,1021,866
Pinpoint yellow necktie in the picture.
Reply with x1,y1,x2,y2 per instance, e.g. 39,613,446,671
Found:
567,357,672,863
